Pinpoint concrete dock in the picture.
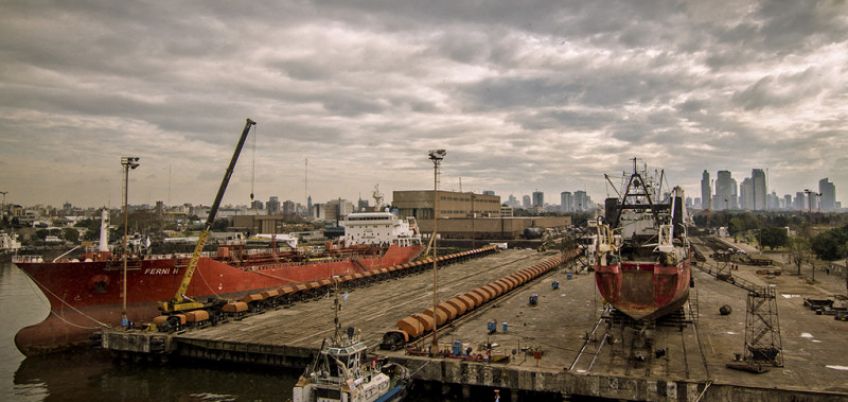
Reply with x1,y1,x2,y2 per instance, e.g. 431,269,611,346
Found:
102,245,848,401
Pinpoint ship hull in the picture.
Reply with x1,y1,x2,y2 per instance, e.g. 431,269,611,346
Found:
14,245,422,356
595,259,690,321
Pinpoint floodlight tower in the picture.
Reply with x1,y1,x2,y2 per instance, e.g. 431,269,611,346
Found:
120,156,140,328
428,149,446,350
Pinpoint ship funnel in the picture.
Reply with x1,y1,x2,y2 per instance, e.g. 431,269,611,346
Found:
98,208,110,252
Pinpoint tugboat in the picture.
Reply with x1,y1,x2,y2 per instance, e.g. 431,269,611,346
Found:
293,280,410,402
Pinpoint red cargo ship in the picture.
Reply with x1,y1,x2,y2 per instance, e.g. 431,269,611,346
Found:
594,161,691,321
14,241,422,356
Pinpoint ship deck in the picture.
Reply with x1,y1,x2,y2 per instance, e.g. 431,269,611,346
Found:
101,246,848,401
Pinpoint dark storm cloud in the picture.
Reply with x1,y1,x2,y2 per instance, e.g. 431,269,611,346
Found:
0,0,846,207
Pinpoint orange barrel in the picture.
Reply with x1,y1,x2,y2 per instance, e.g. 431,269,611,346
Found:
445,298,467,315
423,307,448,326
242,293,265,303
319,279,332,287
307,281,321,290
173,314,187,325
222,301,249,313
490,282,506,296
437,302,458,321
261,289,280,299
457,294,477,311
502,277,518,290
466,290,485,306
185,310,209,323
353,273,364,280
378,268,389,275
341,274,355,282
412,313,435,332
473,288,493,302
152,315,170,327
483,284,501,298
295,283,309,292
397,317,424,338
280,285,297,295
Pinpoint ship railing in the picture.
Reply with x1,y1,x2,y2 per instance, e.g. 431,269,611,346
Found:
12,255,45,263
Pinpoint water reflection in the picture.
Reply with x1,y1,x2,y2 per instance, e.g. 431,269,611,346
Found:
14,351,296,402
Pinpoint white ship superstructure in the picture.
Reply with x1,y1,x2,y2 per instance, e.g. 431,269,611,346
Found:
341,212,421,247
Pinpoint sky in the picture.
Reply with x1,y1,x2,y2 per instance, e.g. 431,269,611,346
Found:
1,1,847,208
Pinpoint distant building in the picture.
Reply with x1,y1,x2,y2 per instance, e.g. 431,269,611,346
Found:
752,169,766,210
740,178,754,210
522,195,531,209
714,170,737,210
819,178,836,211
766,192,779,210
532,191,544,208
700,170,711,210
322,199,354,223
307,195,313,215
506,194,519,208
783,194,792,210
794,192,807,210
282,200,296,215
694,197,701,209
574,191,588,211
685,197,693,209
500,205,514,217
357,197,370,211
250,200,264,210
482,190,496,196
560,191,573,212
267,196,281,214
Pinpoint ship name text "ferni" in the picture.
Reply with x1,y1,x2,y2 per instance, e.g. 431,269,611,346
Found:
144,268,180,275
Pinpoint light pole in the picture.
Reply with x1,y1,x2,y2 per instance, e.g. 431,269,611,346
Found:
803,189,821,281
428,149,446,351
0,191,7,226
120,156,140,328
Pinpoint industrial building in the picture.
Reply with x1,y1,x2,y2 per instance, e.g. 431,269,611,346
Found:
392,190,501,220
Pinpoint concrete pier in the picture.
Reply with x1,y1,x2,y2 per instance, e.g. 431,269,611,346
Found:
101,245,848,401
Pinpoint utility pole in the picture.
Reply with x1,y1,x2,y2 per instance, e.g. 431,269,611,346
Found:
428,149,446,351
120,156,140,328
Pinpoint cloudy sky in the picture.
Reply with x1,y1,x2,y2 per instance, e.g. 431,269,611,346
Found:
1,0,847,208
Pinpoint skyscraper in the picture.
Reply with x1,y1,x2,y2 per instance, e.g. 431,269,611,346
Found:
783,194,792,210
267,196,281,214
574,191,588,211
740,178,753,210
522,195,531,209
700,170,711,210
751,169,766,210
714,170,737,210
560,191,573,212
532,191,544,208
819,178,836,211
794,192,807,210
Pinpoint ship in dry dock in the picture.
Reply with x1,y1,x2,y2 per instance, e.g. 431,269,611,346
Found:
594,160,692,321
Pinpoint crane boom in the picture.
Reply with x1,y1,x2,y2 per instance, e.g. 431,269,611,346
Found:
160,118,256,313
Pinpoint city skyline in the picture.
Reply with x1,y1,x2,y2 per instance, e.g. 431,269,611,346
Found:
1,2,847,208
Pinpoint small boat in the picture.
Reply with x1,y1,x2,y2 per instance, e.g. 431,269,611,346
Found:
293,282,409,402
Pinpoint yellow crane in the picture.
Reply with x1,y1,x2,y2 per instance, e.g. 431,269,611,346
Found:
159,118,256,314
